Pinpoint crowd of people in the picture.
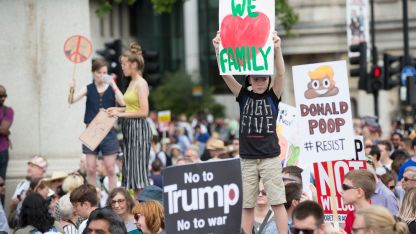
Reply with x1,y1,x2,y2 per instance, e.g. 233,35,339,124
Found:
0,32,416,234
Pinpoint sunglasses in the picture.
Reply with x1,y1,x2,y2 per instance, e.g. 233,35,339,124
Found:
403,177,416,182
111,198,126,206
0,183,4,187
258,190,267,196
290,226,317,234
342,184,359,191
0,95,7,98
283,177,298,182
389,185,395,190
134,213,141,222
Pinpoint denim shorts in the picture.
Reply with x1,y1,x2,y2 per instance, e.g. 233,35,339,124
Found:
82,129,119,156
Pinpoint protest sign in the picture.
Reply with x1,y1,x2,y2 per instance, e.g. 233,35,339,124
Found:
218,0,275,75
79,110,117,151
313,160,367,223
163,158,242,234
354,135,365,160
293,61,355,167
277,103,301,166
64,35,93,104
64,35,93,64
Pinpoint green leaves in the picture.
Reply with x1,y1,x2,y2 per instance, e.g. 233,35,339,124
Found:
276,0,299,36
95,1,112,17
96,0,299,34
95,0,136,17
150,0,177,14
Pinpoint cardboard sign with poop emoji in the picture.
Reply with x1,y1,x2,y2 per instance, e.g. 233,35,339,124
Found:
292,60,355,168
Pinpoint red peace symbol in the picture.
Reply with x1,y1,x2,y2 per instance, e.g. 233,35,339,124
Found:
63,35,93,64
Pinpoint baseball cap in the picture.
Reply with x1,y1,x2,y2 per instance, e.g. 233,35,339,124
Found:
28,155,48,171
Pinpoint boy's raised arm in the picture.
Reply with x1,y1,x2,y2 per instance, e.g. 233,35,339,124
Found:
212,33,242,97
272,32,285,99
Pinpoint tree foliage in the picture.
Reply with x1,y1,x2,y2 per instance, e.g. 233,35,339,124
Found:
276,0,299,36
149,71,225,117
96,0,299,33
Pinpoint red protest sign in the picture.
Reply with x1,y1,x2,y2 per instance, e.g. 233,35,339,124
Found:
63,35,92,64
313,160,367,223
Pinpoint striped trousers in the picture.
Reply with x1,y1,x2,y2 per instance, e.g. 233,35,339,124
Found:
120,118,152,189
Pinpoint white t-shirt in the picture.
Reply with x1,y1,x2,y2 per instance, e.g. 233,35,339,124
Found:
12,180,30,199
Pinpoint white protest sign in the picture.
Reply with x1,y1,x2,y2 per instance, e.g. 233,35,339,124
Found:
218,0,275,75
355,135,366,161
293,61,355,167
277,103,301,166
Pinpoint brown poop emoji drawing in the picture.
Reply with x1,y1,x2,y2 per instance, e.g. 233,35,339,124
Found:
304,65,339,99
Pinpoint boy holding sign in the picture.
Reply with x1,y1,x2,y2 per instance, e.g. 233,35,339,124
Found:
212,31,287,234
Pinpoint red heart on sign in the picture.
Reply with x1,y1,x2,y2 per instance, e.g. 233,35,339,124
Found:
220,12,270,57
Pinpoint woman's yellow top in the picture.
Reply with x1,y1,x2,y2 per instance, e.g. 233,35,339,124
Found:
124,88,140,112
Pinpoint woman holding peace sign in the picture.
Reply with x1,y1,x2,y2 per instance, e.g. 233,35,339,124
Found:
68,59,125,192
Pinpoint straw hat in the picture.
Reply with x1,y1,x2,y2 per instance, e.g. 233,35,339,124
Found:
206,139,226,150
43,171,68,184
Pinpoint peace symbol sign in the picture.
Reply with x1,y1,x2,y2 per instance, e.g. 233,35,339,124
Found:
63,35,93,64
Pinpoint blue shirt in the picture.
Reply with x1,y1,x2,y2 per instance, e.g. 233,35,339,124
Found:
371,181,399,215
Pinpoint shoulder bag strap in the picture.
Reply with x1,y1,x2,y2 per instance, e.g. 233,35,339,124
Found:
257,210,273,234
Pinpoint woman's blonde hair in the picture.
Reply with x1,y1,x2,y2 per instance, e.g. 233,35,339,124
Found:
357,206,409,234
399,187,416,224
132,200,164,233
120,42,145,72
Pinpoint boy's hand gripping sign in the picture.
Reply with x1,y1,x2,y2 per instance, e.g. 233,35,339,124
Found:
219,0,275,75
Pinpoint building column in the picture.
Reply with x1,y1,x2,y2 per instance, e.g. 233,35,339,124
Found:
183,0,200,82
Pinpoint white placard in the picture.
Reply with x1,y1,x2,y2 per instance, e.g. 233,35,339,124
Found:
218,0,275,75
293,61,355,167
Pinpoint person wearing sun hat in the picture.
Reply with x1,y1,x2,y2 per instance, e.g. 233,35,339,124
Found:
206,138,226,161
43,171,68,194
167,144,183,166
10,155,48,206
8,155,48,228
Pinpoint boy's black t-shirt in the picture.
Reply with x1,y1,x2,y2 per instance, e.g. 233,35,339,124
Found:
237,87,281,159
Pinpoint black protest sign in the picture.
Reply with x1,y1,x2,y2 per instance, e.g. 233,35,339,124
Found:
163,158,242,234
